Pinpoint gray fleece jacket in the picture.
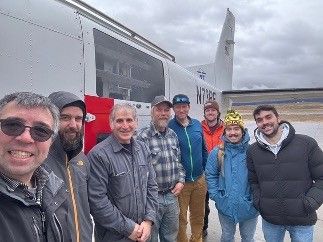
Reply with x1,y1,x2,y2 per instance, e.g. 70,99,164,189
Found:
45,91,93,242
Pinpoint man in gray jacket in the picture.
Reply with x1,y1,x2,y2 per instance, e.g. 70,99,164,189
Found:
88,103,158,242
45,91,93,242
0,92,70,241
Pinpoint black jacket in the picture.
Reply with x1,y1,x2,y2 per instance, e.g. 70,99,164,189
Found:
44,136,92,242
247,122,323,225
46,91,93,242
0,168,69,242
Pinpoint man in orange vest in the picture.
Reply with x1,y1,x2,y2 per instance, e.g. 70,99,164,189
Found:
201,100,224,237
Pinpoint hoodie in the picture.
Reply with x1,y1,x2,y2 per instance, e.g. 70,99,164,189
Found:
45,91,93,242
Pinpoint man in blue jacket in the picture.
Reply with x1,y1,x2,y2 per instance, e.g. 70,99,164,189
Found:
168,94,208,242
206,110,258,242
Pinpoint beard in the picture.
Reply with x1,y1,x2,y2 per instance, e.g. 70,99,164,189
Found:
59,127,84,152
262,123,280,138
154,118,169,130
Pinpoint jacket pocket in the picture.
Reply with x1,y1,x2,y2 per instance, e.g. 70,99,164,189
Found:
237,196,258,221
302,195,316,214
215,194,230,216
171,146,180,159
109,171,132,198
151,148,161,166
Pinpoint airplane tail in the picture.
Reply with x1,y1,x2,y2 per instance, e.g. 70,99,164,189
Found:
186,9,235,91
214,8,235,91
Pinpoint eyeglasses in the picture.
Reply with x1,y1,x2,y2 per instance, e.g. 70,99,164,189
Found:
0,118,54,142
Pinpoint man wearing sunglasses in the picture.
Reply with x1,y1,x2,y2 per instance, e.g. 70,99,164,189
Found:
45,91,93,242
0,92,70,241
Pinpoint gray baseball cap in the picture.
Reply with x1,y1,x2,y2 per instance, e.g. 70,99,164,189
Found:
151,95,172,107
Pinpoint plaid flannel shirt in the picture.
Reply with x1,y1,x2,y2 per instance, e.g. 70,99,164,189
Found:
0,166,48,205
137,122,185,192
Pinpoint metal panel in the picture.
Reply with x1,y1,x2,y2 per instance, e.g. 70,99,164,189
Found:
30,20,84,97
0,0,29,20
0,0,84,97
0,11,32,96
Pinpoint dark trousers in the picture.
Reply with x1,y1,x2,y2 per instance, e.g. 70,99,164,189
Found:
203,191,210,231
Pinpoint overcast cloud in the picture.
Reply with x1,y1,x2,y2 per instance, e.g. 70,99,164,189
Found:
83,0,323,89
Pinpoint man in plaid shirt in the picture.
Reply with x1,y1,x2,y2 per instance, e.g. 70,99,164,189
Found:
137,95,186,242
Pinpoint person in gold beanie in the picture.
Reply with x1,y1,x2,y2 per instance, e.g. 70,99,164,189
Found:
205,109,258,242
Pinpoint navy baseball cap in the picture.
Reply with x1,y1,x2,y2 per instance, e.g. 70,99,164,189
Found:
172,94,190,105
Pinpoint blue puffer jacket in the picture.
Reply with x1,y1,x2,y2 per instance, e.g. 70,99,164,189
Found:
205,130,258,223
169,117,208,182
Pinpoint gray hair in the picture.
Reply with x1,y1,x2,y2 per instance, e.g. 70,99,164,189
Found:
109,103,137,122
0,92,60,136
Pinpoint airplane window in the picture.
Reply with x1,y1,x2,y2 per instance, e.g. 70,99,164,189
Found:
93,29,165,102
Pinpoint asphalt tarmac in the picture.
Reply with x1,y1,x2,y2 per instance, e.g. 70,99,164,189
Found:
202,204,323,241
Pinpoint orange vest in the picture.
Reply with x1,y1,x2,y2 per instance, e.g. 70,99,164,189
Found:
202,120,225,153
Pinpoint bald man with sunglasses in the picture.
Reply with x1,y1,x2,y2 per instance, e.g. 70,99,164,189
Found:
0,92,70,241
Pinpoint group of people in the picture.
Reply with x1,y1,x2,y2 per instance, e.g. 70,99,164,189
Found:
0,91,322,242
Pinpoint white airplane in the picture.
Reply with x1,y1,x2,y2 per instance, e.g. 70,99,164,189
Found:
1,0,322,153
0,0,225,152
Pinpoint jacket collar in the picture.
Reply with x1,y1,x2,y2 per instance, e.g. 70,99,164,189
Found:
202,119,224,134
174,116,193,127
150,122,172,137
254,121,295,150
222,128,250,150
110,134,140,153
49,135,82,163
0,166,49,206
49,136,66,162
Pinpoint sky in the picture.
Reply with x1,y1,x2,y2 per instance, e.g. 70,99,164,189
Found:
83,0,323,89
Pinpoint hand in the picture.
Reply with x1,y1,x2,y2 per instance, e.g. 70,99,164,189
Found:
171,182,184,196
128,223,141,241
137,220,152,242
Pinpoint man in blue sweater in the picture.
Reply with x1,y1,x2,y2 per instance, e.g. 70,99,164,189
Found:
168,94,208,242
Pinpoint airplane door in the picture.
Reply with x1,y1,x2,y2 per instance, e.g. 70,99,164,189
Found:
84,95,114,153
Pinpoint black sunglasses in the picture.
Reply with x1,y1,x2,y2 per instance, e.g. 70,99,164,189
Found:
0,118,54,142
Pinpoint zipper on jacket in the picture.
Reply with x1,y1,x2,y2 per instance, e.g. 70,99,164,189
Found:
32,216,41,242
265,146,278,161
66,156,81,242
184,127,194,181
41,211,46,237
53,213,63,242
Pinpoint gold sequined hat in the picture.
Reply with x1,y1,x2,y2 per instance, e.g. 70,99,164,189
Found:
224,110,244,128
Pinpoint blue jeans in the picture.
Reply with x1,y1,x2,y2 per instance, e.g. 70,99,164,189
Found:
150,192,179,242
218,212,258,242
262,218,314,242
